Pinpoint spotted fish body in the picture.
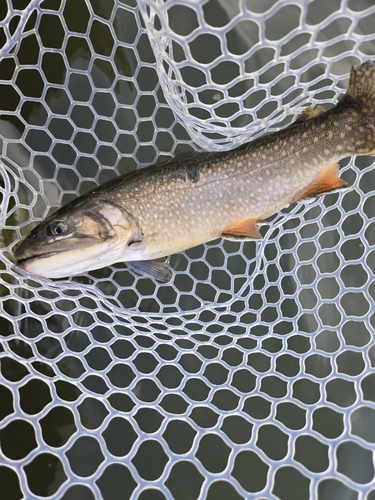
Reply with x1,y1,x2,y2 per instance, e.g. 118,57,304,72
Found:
14,61,375,281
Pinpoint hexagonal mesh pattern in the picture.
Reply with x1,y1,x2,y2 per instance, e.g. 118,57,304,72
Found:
0,0,375,499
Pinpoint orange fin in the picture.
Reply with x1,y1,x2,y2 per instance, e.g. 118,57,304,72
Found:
221,218,263,241
292,162,349,203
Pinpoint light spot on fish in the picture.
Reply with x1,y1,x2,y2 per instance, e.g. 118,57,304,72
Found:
345,124,352,131
314,137,319,143
324,149,330,155
328,131,333,139
334,121,339,127
340,132,345,139
337,145,343,151
274,144,279,150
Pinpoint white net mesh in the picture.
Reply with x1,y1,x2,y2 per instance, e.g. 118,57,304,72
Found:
1,0,375,498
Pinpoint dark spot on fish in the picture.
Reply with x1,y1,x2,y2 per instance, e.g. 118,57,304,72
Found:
186,162,200,183
162,169,186,182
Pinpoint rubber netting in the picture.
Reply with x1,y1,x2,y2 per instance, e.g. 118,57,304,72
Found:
0,0,375,499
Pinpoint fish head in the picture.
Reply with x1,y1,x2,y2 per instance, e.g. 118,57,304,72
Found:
14,197,140,279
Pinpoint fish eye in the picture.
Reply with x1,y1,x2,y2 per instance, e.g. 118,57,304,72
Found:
46,220,69,237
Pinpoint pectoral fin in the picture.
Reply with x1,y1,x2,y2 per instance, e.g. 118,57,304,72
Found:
127,259,172,282
221,218,263,241
292,162,349,203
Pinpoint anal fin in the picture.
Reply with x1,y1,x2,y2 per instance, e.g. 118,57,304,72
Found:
221,218,263,241
127,259,172,282
292,162,349,203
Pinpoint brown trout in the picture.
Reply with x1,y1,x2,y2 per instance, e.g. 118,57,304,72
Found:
14,61,375,281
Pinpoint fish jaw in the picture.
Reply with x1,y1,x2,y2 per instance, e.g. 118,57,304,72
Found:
15,236,166,280
15,239,124,278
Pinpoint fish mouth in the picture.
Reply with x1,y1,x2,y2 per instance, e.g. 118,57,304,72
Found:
16,250,61,267
13,239,120,279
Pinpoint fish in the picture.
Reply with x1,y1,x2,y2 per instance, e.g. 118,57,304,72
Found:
14,61,375,282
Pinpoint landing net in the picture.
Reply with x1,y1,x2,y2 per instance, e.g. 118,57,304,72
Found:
0,1,375,499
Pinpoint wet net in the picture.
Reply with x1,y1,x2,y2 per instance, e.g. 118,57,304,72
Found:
1,0,375,499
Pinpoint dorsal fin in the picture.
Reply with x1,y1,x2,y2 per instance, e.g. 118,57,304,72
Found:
346,60,375,104
295,105,326,123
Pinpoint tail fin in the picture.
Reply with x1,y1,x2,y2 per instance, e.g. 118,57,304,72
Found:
346,60,375,108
